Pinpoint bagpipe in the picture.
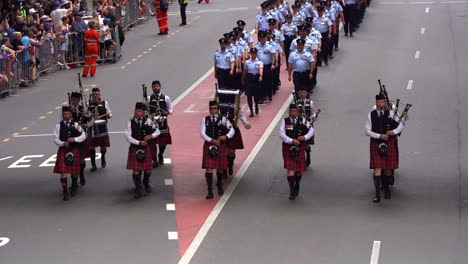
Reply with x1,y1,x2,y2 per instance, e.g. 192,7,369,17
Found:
378,79,412,123
214,83,241,127
142,84,168,128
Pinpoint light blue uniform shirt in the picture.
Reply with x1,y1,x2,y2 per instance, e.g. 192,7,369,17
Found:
272,29,285,43
254,42,276,65
288,49,314,72
236,39,249,54
228,44,241,58
269,39,283,53
309,28,322,39
281,22,298,37
345,0,356,4
332,1,343,15
292,12,304,26
313,16,332,33
244,58,263,75
214,49,235,69
256,12,272,31
242,30,254,45
290,37,317,52
325,9,336,21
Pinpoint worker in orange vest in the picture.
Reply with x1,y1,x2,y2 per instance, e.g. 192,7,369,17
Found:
82,21,100,77
153,0,169,35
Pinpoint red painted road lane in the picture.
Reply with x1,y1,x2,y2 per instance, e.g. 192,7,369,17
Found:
171,66,294,255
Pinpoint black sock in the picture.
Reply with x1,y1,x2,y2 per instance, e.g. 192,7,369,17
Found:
373,175,381,196
216,171,223,186
205,172,213,193
287,176,295,195
60,178,68,191
80,162,85,177
143,171,151,184
71,175,78,187
133,172,142,189
228,156,234,168
89,149,96,167
159,145,166,156
101,149,107,162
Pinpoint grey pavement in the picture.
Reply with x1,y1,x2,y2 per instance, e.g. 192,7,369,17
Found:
189,2,468,264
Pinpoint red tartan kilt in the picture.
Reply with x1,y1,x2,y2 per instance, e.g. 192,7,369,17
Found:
202,142,228,169
80,138,91,158
369,137,399,170
53,147,81,174
155,132,172,145
282,143,306,171
226,127,244,149
90,135,110,148
126,145,153,171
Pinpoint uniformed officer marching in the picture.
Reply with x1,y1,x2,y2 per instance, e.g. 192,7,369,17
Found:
279,103,314,200
291,4,304,26
313,4,333,66
365,94,404,203
53,106,87,201
288,38,315,94
256,2,273,38
200,101,235,199
242,48,264,117
236,20,254,49
69,92,89,185
87,87,112,172
268,18,285,92
214,38,235,89
254,31,277,103
281,14,298,70
148,80,173,167
125,102,160,198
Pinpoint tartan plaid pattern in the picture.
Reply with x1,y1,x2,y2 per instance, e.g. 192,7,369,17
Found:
369,137,399,170
226,127,244,150
79,138,91,158
126,144,153,171
53,147,81,174
202,142,228,169
155,132,172,145
282,143,306,171
90,135,110,148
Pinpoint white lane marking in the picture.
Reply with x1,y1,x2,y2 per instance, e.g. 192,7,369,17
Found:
39,154,57,167
8,155,44,168
370,241,381,264
164,179,174,186
0,156,13,162
441,1,468,3
421,27,426,34
0,237,10,247
166,203,176,211
163,158,172,164
178,94,294,264
407,80,414,90
14,132,124,138
168,232,179,240
410,1,436,4
415,50,421,59
425,7,430,13
184,104,199,113
380,1,404,4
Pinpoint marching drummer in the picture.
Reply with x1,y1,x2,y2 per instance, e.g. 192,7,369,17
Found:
68,91,89,186
200,100,235,199
148,80,173,167
279,103,314,200
87,87,112,172
53,106,87,201
125,102,160,198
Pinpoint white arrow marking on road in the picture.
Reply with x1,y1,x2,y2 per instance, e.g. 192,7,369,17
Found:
0,237,10,247
425,7,430,13
415,51,420,59
184,104,199,113
407,80,414,90
0,156,13,162
421,27,426,34
370,241,381,264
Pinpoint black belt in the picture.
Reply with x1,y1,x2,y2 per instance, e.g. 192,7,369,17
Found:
217,68,230,71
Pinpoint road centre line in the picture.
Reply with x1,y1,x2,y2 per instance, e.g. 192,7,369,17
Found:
370,241,381,264
407,80,414,90
178,94,294,264
415,50,420,59
426,7,430,12
421,27,426,34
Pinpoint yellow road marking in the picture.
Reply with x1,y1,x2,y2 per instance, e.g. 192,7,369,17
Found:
12,132,20,136
39,116,46,120
137,55,143,58
142,51,148,54
55,106,61,109
62,102,67,105
147,48,152,51
127,62,132,65
132,58,137,61
21,127,28,131
2,138,11,142
121,66,126,69
85,88,90,92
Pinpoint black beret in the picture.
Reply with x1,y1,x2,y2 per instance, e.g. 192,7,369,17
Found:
258,30,267,38
376,94,385,100
250,47,258,53
233,27,242,33
62,106,72,112
92,87,100,92
209,100,218,107
296,39,305,45
261,2,269,8
219,38,229,44
135,102,146,111
70,92,81,99
305,17,313,23
268,18,277,24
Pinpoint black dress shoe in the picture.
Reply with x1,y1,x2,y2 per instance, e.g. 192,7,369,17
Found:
179,23,186,26
384,188,391,199
373,195,381,203
90,166,97,172
255,108,259,115
289,195,296,200
143,182,152,193
63,190,70,201
80,175,86,186
158,154,164,165
153,160,159,168
217,184,224,195
70,185,77,197
206,192,214,199
335,47,339,51
134,188,143,199
249,113,254,117
329,55,334,59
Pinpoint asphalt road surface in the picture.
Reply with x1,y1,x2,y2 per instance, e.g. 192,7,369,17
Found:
1,0,468,263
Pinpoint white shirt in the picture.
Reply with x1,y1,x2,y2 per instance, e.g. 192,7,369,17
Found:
125,118,161,146
53,121,86,147
50,9,69,30
279,117,315,144
200,115,235,142
365,110,404,139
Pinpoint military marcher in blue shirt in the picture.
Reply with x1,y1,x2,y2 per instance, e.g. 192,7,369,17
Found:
313,4,332,66
256,2,273,38
288,38,315,94
237,20,254,49
324,1,337,59
233,28,249,92
268,18,285,92
214,38,235,89
242,48,264,117
291,4,304,26
344,0,357,37
331,0,345,51
266,29,282,94
254,31,277,103
281,14,298,70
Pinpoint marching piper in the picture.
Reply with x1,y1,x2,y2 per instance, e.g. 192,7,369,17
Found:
365,94,404,203
148,80,173,167
279,103,314,200
294,87,317,167
53,106,87,201
87,87,112,172
69,91,89,185
125,102,160,198
200,100,235,199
